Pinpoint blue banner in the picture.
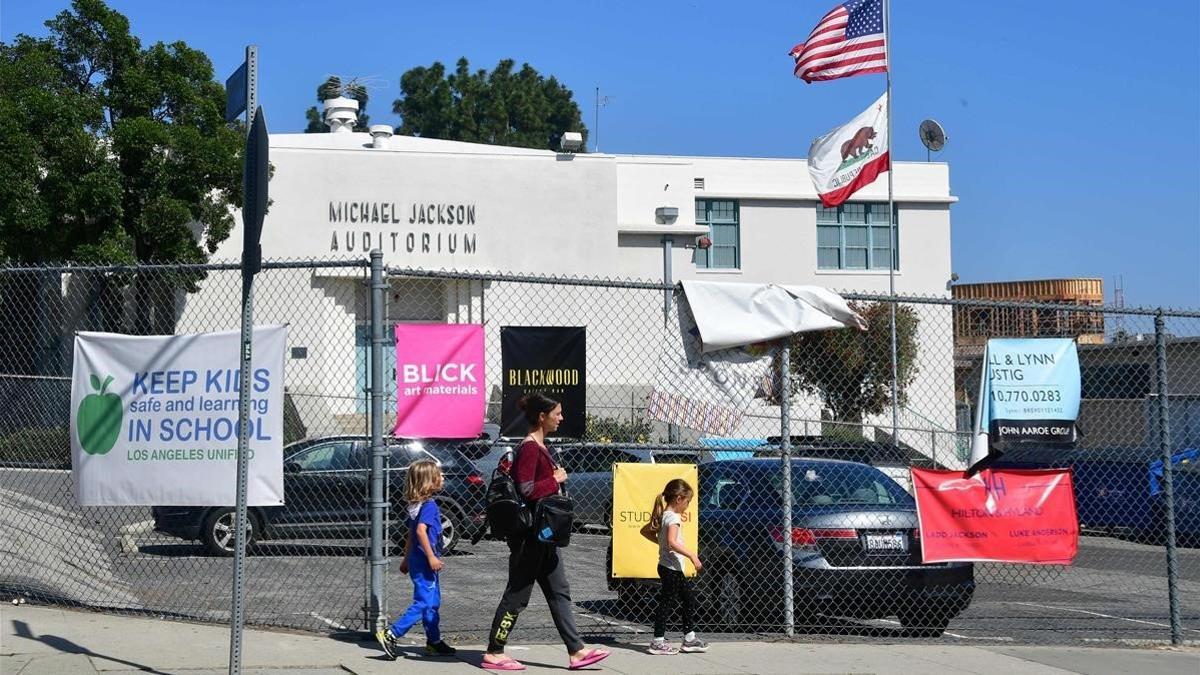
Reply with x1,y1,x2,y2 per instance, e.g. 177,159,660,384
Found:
980,338,1081,444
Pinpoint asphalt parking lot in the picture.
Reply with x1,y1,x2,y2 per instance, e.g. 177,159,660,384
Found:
3,468,1198,646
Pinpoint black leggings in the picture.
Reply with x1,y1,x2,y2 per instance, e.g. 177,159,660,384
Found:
653,564,696,638
487,535,584,654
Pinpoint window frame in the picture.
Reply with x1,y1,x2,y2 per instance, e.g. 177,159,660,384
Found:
816,203,898,271
694,199,741,270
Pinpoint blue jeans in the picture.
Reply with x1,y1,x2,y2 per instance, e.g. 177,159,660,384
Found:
390,561,441,643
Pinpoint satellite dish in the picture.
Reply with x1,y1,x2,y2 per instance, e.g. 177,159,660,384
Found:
919,119,947,161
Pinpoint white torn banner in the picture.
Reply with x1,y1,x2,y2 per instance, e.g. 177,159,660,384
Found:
647,281,864,436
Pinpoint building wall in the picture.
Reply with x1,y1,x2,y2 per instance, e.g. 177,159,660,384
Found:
194,133,959,455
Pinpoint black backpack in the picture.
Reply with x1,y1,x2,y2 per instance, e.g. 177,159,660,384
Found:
484,453,533,539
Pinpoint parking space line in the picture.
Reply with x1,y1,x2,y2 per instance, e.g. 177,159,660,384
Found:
307,611,349,631
872,618,1014,641
1011,601,1200,633
577,612,646,635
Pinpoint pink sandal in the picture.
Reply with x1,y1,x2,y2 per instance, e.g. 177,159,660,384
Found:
481,656,526,671
569,648,610,670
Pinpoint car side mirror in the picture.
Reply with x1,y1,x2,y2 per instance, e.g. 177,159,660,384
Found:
284,461,301,474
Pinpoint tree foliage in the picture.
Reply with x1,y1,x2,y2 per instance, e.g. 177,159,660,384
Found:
0,0,242,266
393,58,587,151
0,0,242,366
304,76,370,133
788,302,921,428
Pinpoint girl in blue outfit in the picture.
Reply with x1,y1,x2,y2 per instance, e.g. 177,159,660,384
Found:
376,459,456,659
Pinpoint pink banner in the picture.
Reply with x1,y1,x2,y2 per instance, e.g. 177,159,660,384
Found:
394,324,484,438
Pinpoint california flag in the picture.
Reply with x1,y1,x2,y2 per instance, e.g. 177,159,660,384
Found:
808,92,889,207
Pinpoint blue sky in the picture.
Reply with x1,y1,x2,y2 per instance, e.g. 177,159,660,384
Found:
4,1,1198,309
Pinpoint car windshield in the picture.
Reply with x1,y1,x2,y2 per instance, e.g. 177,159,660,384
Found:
788,463,912,507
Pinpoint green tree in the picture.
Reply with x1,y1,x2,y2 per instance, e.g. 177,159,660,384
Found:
584,413,653,444
788,302,920,435
304,76,370,133
0,0,242,374
393,58,588,151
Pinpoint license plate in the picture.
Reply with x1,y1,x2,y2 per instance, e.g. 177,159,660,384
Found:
864,532,908,553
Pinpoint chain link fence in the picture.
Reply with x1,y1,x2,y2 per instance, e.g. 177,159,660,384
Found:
0,258,1196,646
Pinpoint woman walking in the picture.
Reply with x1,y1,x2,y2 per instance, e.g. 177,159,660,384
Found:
482,393,610,671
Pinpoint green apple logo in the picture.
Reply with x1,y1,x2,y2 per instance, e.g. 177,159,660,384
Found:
77,374,122,456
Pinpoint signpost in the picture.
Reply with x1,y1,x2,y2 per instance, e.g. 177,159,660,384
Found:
227,44,266,675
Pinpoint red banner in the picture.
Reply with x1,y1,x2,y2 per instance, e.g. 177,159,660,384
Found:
912,468,1078,564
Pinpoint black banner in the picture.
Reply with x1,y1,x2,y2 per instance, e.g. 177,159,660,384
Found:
501,327,586,439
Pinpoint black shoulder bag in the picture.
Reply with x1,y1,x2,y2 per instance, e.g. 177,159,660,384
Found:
533,446,576,547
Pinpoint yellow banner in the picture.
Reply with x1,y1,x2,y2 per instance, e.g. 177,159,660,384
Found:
611,463,699,578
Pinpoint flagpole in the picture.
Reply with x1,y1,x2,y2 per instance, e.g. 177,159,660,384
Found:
884,0,900,450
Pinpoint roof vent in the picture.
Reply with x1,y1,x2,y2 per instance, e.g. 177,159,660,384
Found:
369,124,393,148
693,177,705,190
323,96,359,133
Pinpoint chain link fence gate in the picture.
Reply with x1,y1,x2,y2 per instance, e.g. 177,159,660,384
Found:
1,257,1196,646
0,259,377,632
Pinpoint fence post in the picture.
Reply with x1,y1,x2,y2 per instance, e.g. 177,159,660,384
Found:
778,341,794,636
1154,310,1182,645
367,251,388,632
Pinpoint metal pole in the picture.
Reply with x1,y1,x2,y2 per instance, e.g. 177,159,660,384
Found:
228,44,258,675
662,236,673,327
664,236,680,444
368,250,389,632
228,275,253,675
779,342,794,636
884,0,899,448
1154,311,1182,645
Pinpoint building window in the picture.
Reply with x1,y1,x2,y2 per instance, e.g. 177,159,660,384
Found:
816,203,897,270
694,199,739,269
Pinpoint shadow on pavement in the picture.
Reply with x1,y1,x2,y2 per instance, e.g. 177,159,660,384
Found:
10,618,173,675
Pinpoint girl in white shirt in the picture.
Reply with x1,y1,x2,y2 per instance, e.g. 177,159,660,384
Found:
641,478,708,655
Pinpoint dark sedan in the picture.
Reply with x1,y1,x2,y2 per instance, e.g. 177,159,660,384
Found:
152,436,487,556
608,458,974,635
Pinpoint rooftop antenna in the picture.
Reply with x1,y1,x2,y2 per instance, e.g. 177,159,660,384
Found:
594,86,613,152
918,119,947,162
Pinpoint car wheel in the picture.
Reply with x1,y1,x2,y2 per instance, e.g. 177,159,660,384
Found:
718,569,747,628
700,565,744,629
435,498,462,554
897,608,951,637
201,508,256,557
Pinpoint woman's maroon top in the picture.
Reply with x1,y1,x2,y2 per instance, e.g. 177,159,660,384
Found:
512,439,558,501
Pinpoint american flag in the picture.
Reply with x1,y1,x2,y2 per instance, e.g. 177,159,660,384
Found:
790,0,888,83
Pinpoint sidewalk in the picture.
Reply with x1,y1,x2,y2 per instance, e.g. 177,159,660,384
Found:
1,605,1195,675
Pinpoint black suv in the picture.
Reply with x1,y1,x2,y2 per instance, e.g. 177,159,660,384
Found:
152,436,488,556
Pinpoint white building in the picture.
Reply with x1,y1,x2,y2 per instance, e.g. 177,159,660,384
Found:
182,100,960,462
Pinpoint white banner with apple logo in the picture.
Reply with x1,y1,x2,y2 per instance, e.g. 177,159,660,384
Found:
70,326,287,506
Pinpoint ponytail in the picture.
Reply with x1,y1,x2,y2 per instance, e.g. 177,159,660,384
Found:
649,494,667,533
649,478,694,534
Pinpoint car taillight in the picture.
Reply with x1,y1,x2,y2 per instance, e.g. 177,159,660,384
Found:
770,527,857,547
466,473,484,485
912,527,921,539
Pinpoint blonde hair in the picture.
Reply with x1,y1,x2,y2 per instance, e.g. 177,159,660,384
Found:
404,459,442,504
649,478,694,533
